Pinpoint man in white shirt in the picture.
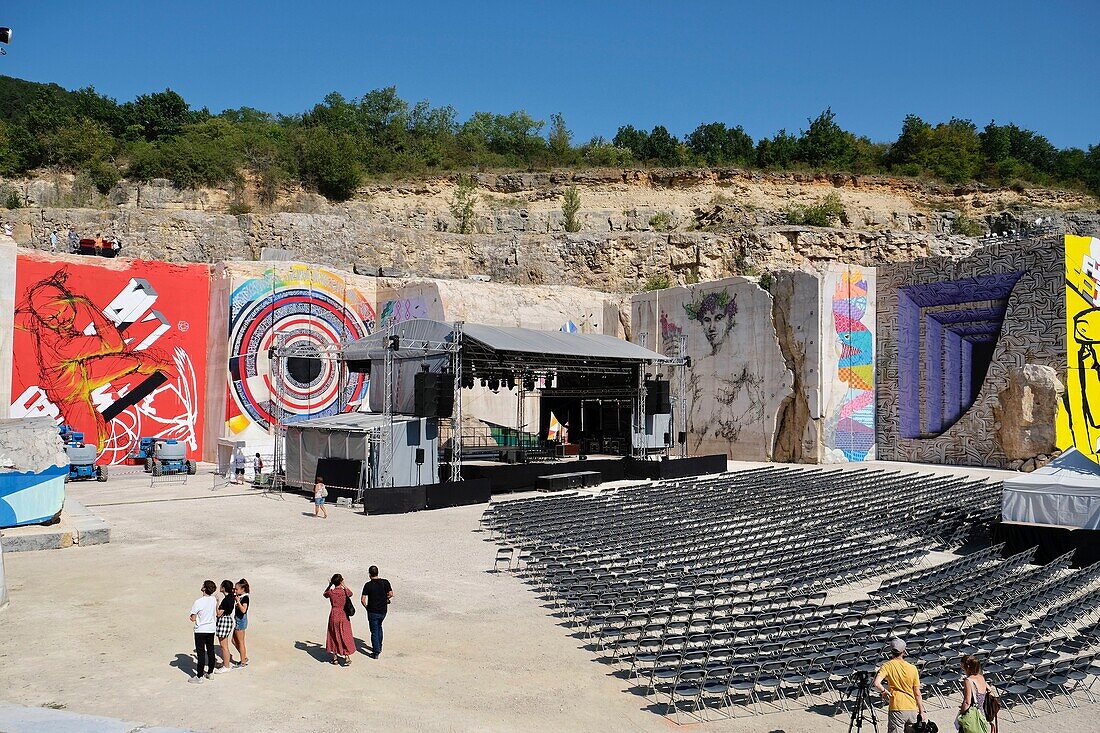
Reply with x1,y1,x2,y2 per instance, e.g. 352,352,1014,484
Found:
189,580,218,683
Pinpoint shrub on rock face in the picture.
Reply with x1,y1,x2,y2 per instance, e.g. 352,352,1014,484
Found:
785,192,844,227
562,185,581,233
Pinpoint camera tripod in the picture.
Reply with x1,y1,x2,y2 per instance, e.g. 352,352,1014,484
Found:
846,673,880,733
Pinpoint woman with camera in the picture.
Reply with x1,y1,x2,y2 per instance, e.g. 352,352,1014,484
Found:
323,573,356,666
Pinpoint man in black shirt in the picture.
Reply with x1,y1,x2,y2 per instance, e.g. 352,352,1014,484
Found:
360,565,393,658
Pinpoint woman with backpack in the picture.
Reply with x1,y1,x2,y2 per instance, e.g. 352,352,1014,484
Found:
956,655,997,733
324,573,356,666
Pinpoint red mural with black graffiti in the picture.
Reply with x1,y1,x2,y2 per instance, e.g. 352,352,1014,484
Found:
10,253,210,464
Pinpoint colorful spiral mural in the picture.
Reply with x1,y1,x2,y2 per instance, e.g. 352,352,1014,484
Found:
226,265,376,439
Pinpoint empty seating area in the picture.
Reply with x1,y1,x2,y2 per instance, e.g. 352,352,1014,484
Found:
481,466,1100,723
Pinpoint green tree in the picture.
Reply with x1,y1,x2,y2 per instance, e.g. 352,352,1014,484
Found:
297,127,361,201
561,184,581,232
798,108,856,169
449,174,478,233
645,126,684,165
47,118,115,168
686,122,754,166
613,125,649,161
548,113,573,162
755,130,799,169
121,89,193,142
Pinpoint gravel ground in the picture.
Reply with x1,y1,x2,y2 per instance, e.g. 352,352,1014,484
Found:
0,461,1095,732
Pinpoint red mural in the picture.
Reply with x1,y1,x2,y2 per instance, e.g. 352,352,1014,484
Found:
10,254,210,464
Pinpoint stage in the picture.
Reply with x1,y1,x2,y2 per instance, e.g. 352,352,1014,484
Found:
461,453,728,494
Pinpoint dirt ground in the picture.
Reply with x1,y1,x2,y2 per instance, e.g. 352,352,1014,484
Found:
0,461,1095,733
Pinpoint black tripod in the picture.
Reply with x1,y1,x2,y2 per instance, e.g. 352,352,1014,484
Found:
846,671,880,733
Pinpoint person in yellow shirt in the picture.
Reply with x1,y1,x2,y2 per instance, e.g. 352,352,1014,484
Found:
873,637,926,733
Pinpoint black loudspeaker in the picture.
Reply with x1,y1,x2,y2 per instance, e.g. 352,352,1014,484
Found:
663,432,671,446
678,431,687,445
644,379,671,414
415,448,425,465
414,371,456,418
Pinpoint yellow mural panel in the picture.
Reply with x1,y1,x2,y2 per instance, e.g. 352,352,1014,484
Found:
1059,234,1100,464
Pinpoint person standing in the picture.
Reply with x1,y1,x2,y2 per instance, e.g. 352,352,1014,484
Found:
361,565,393,659
189,580,218,684
313,476,328,519
232,448,247,484
68,227,78,252
231,578,250,668
3,222,12,238
324,573,356,666
49,230,58,252
214,579,236,673
252,452,264,483
957,655,994,733
873,637,926,733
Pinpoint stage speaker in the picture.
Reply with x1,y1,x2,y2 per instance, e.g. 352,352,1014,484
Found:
644,379,671,414
663,432,671,446
415,448,425,465
414,371,456,418
678,431,687,445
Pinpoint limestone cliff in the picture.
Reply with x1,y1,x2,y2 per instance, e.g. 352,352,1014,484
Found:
2,168,1097,292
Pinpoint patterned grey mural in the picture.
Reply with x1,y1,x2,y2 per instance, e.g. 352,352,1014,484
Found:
876,235,1065,467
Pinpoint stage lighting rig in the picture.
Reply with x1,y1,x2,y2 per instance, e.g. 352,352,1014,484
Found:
0,27,11,54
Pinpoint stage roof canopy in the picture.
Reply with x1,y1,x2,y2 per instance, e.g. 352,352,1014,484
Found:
342,318,670,372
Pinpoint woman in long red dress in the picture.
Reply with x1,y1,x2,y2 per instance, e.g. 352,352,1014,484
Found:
323,573,356,666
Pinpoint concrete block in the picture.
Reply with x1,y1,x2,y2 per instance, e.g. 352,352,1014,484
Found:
0,701,198,733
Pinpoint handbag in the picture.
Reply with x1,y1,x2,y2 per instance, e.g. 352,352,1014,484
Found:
958,681,990,733
343,589,356,617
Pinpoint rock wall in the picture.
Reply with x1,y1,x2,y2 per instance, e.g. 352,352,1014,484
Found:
876,235,1065,468
0,416,68,528
0,207,1004,294
632,277,795,461
0,236,15,419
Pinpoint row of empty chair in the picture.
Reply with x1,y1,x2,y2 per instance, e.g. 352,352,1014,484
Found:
482,466,1100,723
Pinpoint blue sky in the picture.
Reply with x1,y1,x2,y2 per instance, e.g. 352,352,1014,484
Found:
2,1,1097,148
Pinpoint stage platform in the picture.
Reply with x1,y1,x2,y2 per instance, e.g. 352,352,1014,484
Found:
461,453,727,494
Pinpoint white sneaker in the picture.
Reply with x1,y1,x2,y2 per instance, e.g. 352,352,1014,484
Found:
188,676,205,684
215,666,233,674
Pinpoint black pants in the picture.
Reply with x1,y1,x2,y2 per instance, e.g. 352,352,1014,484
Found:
194,632,216,676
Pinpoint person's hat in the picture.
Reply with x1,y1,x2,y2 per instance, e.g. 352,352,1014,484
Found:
890,637,906,652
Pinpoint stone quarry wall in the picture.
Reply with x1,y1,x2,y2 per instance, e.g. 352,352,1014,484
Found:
9,250,212,465
876,235,1065,468
1,207,1004,294
632,269,877,463
0,237,16,420
0,416,68,528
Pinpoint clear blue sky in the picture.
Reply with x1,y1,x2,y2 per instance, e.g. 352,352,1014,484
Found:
2,1,1097,148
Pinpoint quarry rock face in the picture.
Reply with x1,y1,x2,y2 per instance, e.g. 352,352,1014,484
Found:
0,417,68,473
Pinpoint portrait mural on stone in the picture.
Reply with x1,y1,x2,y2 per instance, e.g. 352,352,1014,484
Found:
826,267,875,461
1060,234,1100,465
226,265,375,441
642,281,787,460
10,256,209,464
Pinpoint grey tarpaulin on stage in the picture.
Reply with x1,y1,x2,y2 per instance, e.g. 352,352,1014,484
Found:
284,412,439,490
1002,448,1100,529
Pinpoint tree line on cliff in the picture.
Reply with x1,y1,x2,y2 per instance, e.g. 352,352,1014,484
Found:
0,74,1097,204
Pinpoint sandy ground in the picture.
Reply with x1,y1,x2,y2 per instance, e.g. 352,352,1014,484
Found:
0,461,1095,733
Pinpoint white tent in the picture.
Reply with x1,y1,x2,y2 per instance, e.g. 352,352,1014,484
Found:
1002,448,1100,529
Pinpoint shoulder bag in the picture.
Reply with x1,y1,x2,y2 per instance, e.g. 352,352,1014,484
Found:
343,588,356,617
957,680,990,733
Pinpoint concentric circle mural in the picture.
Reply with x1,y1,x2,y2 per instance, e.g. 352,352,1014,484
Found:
227,267,375,435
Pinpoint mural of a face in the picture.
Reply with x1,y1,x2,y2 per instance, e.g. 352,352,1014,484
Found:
684,290,738,356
